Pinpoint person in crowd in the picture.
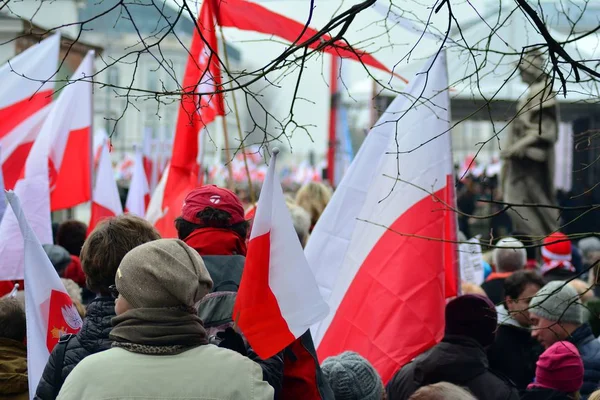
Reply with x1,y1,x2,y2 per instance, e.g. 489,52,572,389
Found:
295,182,332,232
461,282,488,296
321,351,384,400
589,390,600,400
541,232,577,282
521,341,583,400
529,281,600,398
488,271,545,391
407,382,477,400
482,237,527,304
56,239,274,400
0,298,28,400
42,244,72,276
386,294,519,400
36,215,161,400
287,203,311,248
580,237,600,296
176,185,248,291
56,220,87,257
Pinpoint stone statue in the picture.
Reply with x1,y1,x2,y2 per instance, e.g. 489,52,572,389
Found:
500,51,560,238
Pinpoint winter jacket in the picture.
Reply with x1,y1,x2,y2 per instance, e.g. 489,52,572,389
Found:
520,387,576,400
386,335,519,400
202,255,244,292
35,297,115,400
56,345,274,400
0,338,28,400
568,323,600,398
488,306,543,392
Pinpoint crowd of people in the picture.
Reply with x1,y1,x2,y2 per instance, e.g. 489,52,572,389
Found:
0,180,600,400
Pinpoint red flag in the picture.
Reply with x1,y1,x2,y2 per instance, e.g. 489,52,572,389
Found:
151,0,222,237
213,0,400,78
306,51,457,383
234,150,328,359
0,34,60,189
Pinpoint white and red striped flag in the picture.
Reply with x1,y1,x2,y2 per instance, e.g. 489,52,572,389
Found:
0,34,60,190
125,145,150,217
306,51,458,383
0,51,95,280
233,149,329,359
6,191,82,397
88,140,123,234
150,0,223,237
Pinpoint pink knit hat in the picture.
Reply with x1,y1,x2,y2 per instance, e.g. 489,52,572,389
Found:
528,341,583,393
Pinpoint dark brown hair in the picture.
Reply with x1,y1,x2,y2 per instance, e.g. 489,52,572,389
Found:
57,220,88,256
81,215,160,294
0,298,26,342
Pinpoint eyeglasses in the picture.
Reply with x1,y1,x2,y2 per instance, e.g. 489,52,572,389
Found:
108,285,119,299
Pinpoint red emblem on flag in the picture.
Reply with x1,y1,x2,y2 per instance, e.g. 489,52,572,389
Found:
46,290,82,352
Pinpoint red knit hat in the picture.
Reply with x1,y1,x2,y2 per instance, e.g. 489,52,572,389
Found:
181,185,245,225
541,232,575,275
528,341,583,393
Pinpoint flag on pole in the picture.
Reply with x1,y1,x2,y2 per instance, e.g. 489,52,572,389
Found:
306,51,457,383
88,141,123,234
233,149,329,359
93,128,109,169
0,51,95,280
152,0,223,237
125,145,150,217
0,34,60,189
5,191,83,397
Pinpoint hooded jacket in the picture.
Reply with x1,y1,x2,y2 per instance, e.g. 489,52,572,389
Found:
35,297,115,400
386,335,519,400
0,338,28,400
487,305,543,392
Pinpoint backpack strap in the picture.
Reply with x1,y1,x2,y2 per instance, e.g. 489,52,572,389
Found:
53,333,73,397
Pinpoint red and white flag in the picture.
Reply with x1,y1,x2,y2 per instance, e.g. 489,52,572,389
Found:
88,141,123,234
0,51,95,280
93,128,109,169
233,149,329,359
142,128,154,188
151,0,223,237
5,191,83,396
0,34,60,190
306,51,458,383
125,146,150,217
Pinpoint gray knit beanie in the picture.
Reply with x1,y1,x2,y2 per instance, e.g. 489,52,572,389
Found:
115,239,213,309
529,281,583,324
321,351,383,400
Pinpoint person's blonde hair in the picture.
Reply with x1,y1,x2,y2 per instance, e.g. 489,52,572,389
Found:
461,282,488,297
588,390,600,400
295,182,332,229
408,382,477,400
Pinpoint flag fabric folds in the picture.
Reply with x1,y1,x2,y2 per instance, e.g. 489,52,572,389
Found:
306,51,457,383
88,140,124,234
0,34,60,190
6,191,83,397
0,51,95,280
125,145,150,218
234,149,329,359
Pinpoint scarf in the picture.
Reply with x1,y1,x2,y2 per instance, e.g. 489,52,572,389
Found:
184,228,247,256
110,308,208,355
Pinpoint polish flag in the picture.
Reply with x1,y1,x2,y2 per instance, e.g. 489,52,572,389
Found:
152,0,223,237
142,128,153,187
0,147,5,222
88,141,123,234
0,34,60,190
0,51,95,280
49,54,93,211
93,128,109,169
125,146,150,217
306,51,458,383
233,149,329,359
5,191,83,396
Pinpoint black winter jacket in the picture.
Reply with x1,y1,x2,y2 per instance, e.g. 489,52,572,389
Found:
386,335,519,400
488,311,543,392
568,324,600,399
35,297,115,400
521,387,576,400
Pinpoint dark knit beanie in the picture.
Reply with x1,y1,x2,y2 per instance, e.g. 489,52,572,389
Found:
445,294,497,347
42,244,72,275
115,239,213,309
